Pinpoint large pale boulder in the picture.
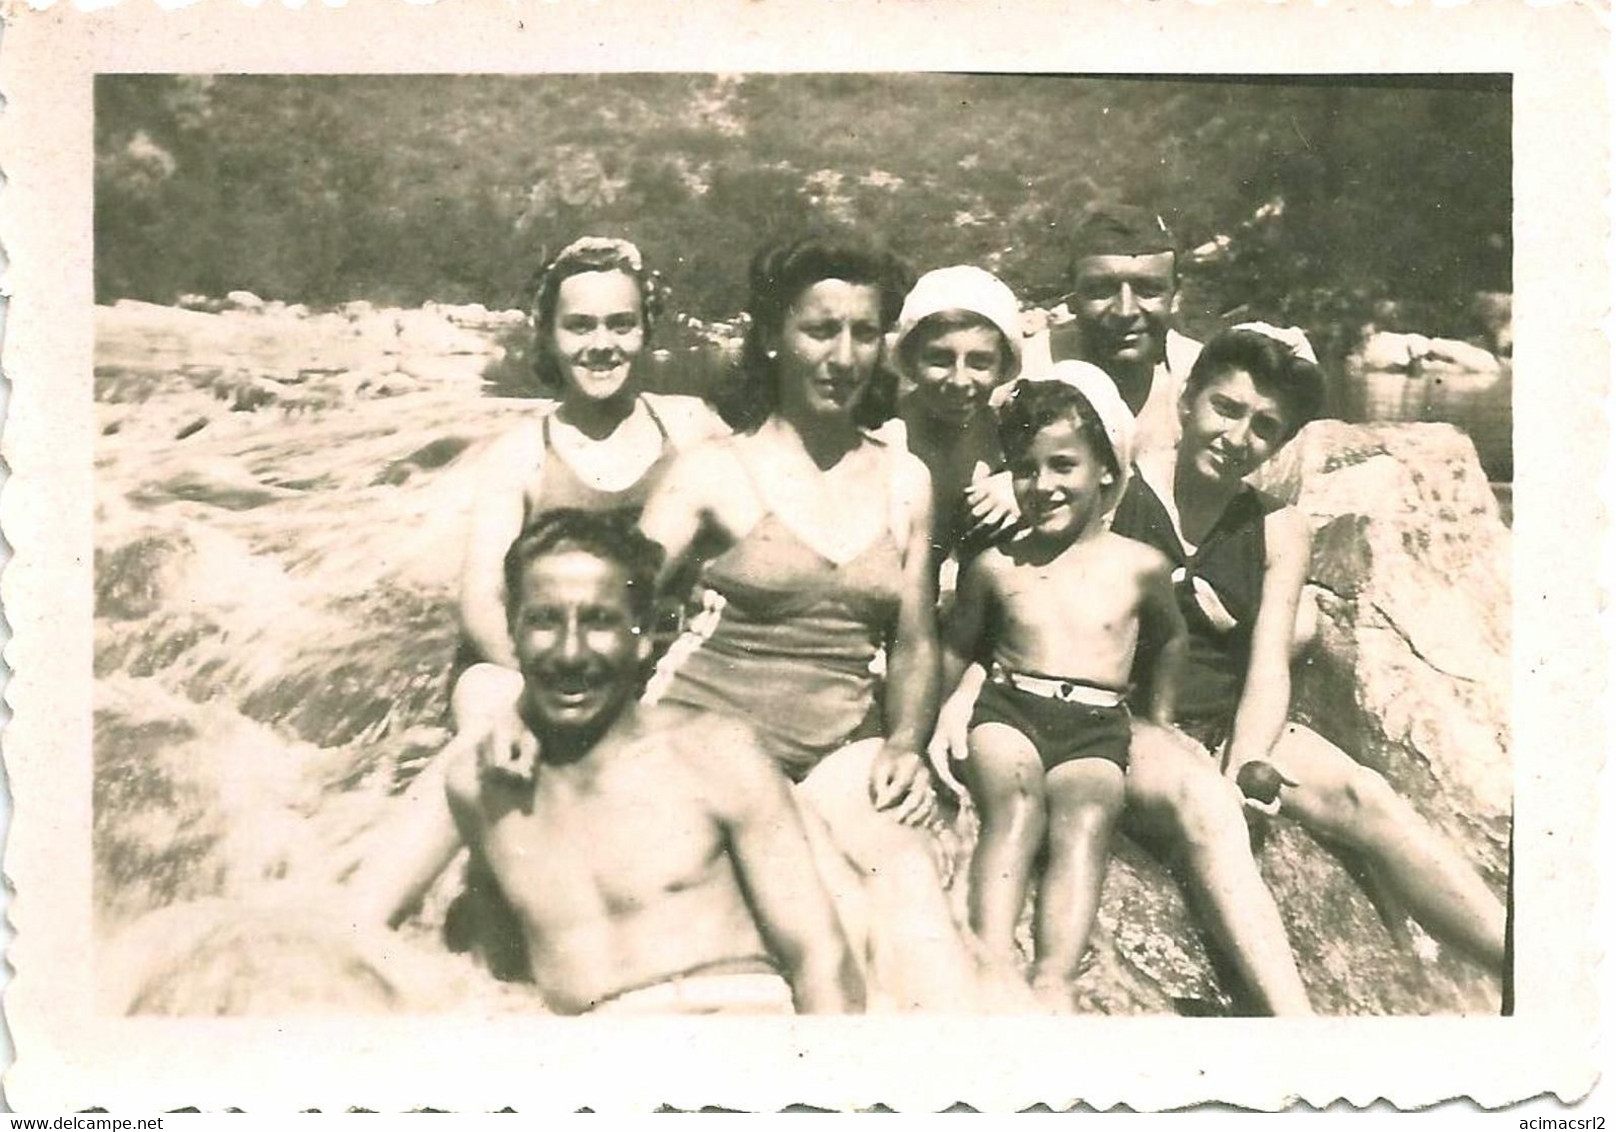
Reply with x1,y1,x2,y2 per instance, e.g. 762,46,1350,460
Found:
1253,420,1511,885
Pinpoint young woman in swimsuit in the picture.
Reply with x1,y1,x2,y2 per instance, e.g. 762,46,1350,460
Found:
1115,325,1507,1008
638,235,994,1011
456,236,727,678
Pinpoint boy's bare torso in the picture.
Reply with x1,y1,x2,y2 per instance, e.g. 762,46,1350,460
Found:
444,708,774,1014
979,531,1161,688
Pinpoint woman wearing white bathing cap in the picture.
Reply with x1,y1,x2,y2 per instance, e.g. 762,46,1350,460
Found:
888,265,1026,563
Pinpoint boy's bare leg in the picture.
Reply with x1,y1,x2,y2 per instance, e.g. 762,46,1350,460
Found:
1030,759,1125,1012
1267,722,1506,971
960,723,1048,967
798,738,984,1012
1124,722,1314,1016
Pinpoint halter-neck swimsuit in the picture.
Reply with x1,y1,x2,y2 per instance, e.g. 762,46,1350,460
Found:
450,396,680,694
650,440,906,781
526,394,676,524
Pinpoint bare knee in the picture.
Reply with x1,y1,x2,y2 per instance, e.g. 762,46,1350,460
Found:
834,804,943,885
1170,770,1246,854
1048,797,1120,857
1311,762,1405,839
977,771,1048,834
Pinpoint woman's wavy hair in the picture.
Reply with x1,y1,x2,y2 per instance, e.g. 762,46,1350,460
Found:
722,234,912,432
529,236,667,393
1183,328,1326,442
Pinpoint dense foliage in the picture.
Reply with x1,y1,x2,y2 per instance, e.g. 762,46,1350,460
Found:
96,73,1510,347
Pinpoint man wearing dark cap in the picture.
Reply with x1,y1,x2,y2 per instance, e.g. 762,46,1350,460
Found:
1048,203,1203,458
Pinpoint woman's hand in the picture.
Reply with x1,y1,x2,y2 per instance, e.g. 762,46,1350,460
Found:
963,468,1020,538
869,742,937,827
924,690,975,799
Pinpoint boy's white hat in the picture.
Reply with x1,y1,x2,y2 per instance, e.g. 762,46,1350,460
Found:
992,359,1137,519
892,265,1023,380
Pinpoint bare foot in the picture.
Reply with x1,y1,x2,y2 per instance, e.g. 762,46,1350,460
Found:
1031,975,1076,1015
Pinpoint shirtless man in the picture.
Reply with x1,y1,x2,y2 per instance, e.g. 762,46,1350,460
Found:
352,509,863,1014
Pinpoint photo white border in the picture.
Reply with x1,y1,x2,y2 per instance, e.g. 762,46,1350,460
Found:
0,0,1604,1112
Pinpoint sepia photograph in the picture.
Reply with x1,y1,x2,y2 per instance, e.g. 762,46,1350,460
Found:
0,0,1603,1113
89,71,1513,1020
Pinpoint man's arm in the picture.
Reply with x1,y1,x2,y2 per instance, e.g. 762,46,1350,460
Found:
344,737,474,929
1136,545,1189,727
1223,506,1310,775
693,720,865,1013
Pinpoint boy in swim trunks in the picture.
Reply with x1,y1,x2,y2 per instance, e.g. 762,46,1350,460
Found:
939,364,1188,1011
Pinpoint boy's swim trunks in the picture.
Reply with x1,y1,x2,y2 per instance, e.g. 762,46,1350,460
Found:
968,673,1132,772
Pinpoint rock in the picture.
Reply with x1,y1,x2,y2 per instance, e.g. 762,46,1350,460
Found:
225,290,266,312
1254,421,1511,885
132,467,294,512
95,531,196,620
174,416,209,440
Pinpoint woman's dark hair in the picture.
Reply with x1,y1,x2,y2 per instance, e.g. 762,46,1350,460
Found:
503,508,665,627
995,379,1121,483
722,234,912,432
1183,328,1326,439
529,236,665,393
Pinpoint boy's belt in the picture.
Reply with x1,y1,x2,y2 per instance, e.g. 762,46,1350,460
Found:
992,666,1129,708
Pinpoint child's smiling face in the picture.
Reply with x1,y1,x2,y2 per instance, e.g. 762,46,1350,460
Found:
908,321,1010,426
1008,416,1113,541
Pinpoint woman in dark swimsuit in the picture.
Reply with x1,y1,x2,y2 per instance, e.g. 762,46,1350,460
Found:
1116,325,1507,1003
639,235,1001,1011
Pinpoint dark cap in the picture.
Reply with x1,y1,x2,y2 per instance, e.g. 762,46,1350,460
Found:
1067,203,1177,268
